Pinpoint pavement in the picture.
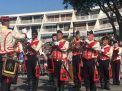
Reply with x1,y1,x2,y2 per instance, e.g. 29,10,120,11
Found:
11,75,122,91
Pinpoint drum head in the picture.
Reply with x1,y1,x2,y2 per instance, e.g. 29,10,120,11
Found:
2,59,18,78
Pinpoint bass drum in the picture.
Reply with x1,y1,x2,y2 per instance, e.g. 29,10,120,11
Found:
2,59,18,78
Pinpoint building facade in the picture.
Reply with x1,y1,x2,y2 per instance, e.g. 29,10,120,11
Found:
1,8,121,42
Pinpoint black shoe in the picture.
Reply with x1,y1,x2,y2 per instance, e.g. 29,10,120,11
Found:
91,86,97,91
105,82,110,90
76,88,81,91
73,85,81,91
59,85,64,91
105,87,110,90
33,79,39,91
0,82,1,89
55,87,59,91
113,82,116,85
28,80,33,91
100,80,105,89
101,83,105,89
116,82,120,86
86,88,90,91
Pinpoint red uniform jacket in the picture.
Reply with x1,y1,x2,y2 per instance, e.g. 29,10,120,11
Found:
83,40,100,60
52,39,69,61
112,47,121,61
100,45,113,61
72,39,83,56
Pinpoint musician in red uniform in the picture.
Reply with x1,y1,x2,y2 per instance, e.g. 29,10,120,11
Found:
111,41,122,85
82,30,100,91
47,33,57,84
0,17,27,91
26,31,42,91
99,36,113,90
52,30,69,91
71,31,83,91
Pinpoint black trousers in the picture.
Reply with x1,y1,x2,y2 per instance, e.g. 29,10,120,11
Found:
111,60,120,84
0,55,3,91
27,54,38,91
0,55,3,82
72,55,81,88
99,60,110,86
47,58,54,82
83,58,96,91
54,61,65,91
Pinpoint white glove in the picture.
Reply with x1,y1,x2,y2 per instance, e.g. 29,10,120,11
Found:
101,49,104,52
22,28,28,34
54,41,59,45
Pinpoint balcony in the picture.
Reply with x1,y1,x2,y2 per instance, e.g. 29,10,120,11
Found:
21,20,32,24
10,21,16,24
77,15,89,20
90,14,98,19
61,14,72,21
76,14,98,21
47,15,59,22
43,28,57,32
74,27,86,31
33,19,42,23
47,18,59,22
88,26,94,30
100,24,112,29
61,17,72,21
20,16,32,24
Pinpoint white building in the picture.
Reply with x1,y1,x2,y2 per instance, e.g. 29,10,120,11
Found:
1,8,121,42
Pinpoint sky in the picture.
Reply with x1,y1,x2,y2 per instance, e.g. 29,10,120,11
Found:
0,0,71,15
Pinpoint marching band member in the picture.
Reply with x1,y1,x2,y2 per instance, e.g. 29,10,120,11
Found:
47,33,57,84
82,30,100,91
99,36,113,90
52,30,69,91
0,16,27,91
71,31,83,91
111,41,122,85
26,31,42,91
12,41,24,84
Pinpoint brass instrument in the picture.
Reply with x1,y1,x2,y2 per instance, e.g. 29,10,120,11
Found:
70,37,84,52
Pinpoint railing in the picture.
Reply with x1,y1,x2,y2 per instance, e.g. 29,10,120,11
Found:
88,26,94,30
76,14,98,20
43,29,57,32
33,19,42,23
100,24,112,29
21,20,32,24
90,14,98,19
74,27,86,31
77,15,89,20
9,21,16,24
47,18,59,22
61,17,72,21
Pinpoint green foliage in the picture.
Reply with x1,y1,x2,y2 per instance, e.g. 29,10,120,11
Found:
63,0,122,18
63,0,122,12
63,0,122,41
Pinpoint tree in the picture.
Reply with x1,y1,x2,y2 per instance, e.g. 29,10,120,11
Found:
63,0,122,45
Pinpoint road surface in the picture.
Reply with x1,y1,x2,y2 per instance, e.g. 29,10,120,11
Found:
11,75,122,91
